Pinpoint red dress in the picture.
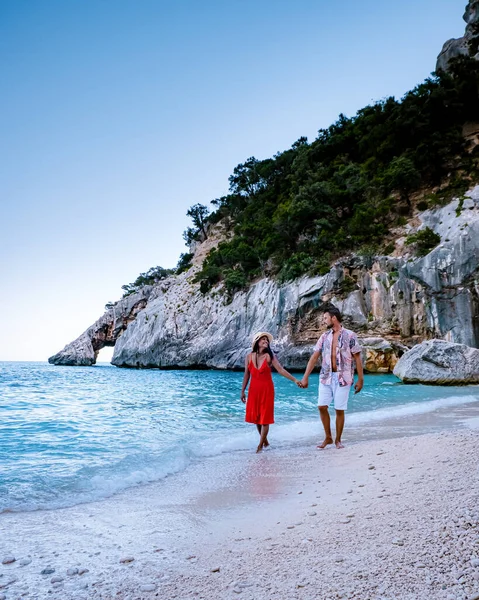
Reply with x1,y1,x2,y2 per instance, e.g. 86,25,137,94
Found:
245,356,275,425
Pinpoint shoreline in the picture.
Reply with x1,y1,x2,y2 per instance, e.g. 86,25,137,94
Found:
1,404,479,599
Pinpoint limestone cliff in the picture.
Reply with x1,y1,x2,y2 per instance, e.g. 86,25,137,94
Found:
48,287,153,366
436,0,479,72
49,187,479,371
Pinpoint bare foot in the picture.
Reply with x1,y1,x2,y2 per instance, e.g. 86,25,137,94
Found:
316,437,333,449
335,441,345,449
263,439,270,448
256,444,263,453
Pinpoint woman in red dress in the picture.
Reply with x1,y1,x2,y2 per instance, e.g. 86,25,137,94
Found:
241,332,302,453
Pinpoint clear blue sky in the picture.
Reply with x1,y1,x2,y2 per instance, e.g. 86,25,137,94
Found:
0,0,466,361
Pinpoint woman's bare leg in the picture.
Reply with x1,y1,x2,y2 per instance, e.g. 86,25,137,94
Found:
256,425,270,453
256,424,269,447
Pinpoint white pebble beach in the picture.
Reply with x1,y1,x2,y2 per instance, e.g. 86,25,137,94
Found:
1,418,479,600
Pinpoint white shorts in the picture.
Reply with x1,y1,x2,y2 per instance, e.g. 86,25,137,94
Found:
318,373,351,410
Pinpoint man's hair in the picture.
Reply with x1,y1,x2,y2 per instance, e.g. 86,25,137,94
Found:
324,305,342,323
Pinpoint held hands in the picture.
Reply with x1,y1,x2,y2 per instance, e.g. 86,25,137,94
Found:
300,377,309,389
294,379,304,388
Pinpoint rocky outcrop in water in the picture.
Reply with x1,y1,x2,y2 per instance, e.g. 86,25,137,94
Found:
48,288,154,366
393,339,479,384
436,0,479,72
49,187,479,370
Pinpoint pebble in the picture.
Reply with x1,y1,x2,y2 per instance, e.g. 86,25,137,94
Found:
0,578,17,590
186,555,196,560
139,584,157,592
67,567,79,576
340,519,351,524
368,465,376,470
41,568,55,575
1,556,15,565
78,568,90,575
308,511,317,517
471,559,479,568
232,580,253,590
211,567,220,573
52,581,63,589
51,576,64,583
19,558,32,566
119,556,135,564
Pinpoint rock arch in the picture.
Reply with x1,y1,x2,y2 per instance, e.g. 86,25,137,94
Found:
48,287,153,366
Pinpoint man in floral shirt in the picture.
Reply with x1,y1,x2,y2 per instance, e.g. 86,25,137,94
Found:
301,306,364,449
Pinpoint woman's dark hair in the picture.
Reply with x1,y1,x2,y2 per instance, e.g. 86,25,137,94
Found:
253,338,274,359
324,305,342,322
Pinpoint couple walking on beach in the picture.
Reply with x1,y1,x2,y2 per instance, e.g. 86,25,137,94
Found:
240,306,364,453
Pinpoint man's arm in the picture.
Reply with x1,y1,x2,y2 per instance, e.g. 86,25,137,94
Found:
301,351,321,389
353,352,364,394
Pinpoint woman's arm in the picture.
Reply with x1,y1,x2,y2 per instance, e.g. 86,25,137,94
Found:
271,355,302,386
241,353,251,403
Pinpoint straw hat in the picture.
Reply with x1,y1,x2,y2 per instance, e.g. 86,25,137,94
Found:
251,331,273,349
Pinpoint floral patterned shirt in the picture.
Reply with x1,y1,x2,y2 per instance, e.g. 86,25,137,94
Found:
313,327,362,387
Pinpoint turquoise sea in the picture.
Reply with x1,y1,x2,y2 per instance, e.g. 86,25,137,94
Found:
1,361,479,513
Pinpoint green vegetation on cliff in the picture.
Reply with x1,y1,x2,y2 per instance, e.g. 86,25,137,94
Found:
184,57,479,294
121,266,174,297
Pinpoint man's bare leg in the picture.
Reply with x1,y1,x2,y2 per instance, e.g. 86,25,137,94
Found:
317,406,333,448
257,424,270,453
335,409,345,448
256,423,269,447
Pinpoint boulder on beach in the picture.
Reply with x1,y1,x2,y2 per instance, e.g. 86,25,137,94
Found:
393,339,479,384
360,337,408,374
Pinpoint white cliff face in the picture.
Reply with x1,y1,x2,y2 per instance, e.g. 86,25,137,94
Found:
48,288,154,366
112,188,479,370
112,272,315,369
436,0,479,72
404,188,479,348
50,188,479,370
